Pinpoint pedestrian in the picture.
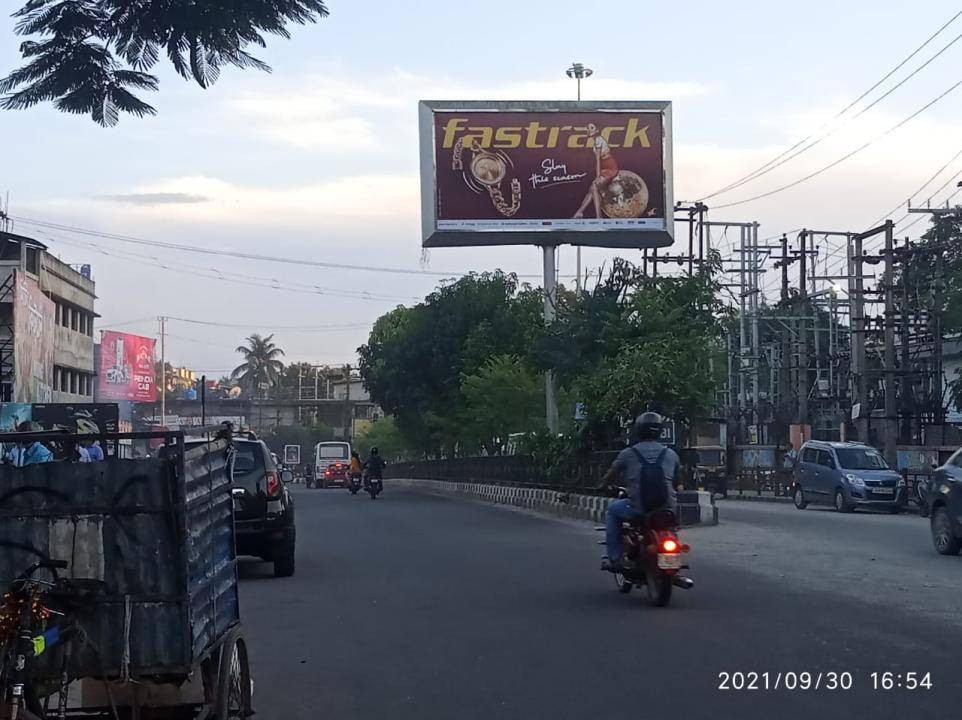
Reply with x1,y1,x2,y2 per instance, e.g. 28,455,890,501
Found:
85,439,105,461
6,421,53,467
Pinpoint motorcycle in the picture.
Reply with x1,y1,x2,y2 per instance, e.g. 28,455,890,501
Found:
598,487,694,607
365,474,383,500
348,473,362,495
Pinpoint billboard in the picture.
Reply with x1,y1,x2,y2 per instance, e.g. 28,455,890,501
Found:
13,272,55,403
98,331,157,402
420,101,673,248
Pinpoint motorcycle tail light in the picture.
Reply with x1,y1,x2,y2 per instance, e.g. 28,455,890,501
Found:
265,471,280,498
661,538,679,553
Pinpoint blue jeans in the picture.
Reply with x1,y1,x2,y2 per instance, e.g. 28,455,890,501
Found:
606,498,643,562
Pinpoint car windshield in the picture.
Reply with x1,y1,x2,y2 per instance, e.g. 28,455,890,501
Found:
835,447,888,470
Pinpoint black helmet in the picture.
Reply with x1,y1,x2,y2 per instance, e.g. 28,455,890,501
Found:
370,447,379,455
634,412,663,440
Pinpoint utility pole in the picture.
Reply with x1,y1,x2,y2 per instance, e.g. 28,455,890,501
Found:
882,221,898,465
899,237,912,443
159,316,166,424
797,230,809,426
750,222,760,428
848,232,868,441
566,61,593,294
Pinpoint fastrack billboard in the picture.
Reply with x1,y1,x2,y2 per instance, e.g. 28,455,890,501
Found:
98,330,157,402
13,271,55,403
420,100,673,248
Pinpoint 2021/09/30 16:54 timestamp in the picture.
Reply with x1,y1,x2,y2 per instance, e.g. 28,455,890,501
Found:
716,671,933,691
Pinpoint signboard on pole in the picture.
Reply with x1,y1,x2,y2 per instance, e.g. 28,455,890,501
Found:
98,331,157,402
283,444,301,465
13,272,54,403
419,101,674,249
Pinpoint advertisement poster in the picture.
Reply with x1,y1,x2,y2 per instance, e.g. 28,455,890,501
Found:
31,403,119,435
421,102,673,248
283,445,301,465
98,331,157,402
13,272,55,403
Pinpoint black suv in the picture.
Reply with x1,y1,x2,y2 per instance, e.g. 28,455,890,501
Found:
923,447,962,555
231,438,297,576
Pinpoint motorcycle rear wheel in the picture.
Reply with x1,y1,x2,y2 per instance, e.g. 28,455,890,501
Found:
646,571,673,607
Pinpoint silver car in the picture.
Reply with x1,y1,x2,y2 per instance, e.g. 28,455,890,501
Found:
792,441,906,513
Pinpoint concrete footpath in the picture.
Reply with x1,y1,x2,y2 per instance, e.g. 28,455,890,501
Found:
390,478,718,526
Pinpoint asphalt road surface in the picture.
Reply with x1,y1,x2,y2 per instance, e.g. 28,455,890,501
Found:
239,487,960,720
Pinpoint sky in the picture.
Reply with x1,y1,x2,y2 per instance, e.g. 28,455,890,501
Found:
3,0,962,377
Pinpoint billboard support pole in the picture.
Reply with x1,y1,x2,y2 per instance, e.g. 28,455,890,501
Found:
542,245,560,434
159,316,166,425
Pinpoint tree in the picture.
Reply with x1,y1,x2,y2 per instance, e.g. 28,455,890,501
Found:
232,333,285,398
354,417,408,461
1,0,329,126
459,355,544,454
358,272,544,456
536,257,731,447
896,213,962,415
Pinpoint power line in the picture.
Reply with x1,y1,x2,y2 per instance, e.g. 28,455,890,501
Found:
866,145,962,228
41,231,424,303
14,215,572,280
165,316,371,332
699,10,962,201
712,78,962,210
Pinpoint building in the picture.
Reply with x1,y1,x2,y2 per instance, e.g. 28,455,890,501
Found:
0,231,97,402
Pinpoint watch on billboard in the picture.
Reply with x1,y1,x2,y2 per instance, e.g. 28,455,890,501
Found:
419,100,674,249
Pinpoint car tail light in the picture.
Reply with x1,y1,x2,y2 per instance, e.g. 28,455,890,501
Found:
265,471,280,498
661,538,679,553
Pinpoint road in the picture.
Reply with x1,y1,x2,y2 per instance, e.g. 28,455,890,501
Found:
239,487,960,720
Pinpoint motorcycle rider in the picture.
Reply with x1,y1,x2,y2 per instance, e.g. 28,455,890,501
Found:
348,450,363,488
364,447,386,490
600,412,679,571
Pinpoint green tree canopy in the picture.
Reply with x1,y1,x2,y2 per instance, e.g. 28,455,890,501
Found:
459,355,544,455
1,0,329,126
358,271,543,456
354,417,408,461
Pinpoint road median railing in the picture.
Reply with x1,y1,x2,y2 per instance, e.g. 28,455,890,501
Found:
386,457,718,527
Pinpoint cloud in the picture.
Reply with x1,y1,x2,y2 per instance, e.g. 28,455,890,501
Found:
225,68,716,153
99,192,210,205
80,174,420,232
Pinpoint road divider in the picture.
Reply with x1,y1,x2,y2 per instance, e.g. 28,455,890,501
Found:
390,479,718,527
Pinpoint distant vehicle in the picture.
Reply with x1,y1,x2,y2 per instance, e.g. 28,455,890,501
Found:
792,441,905,513
312,441,351,488
230,438,296,576
923,447,962,555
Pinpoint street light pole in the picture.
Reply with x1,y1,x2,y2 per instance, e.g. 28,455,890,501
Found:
566,62,593,294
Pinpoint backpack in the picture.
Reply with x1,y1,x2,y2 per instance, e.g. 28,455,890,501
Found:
629,446,669,511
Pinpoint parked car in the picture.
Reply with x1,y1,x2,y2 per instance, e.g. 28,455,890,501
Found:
231,438,297,576
792,441,905,513
922,447,962,555
163,435,296,576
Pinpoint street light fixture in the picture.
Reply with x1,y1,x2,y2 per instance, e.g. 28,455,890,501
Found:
566,63,593,294
565,62,593,101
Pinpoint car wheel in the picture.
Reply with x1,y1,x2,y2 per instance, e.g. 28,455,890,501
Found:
834,488,852,513
273,547,295,577
793,486,808,510
931,507,962,555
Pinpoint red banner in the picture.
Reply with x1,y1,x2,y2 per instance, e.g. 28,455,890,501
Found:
98,331,157,402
